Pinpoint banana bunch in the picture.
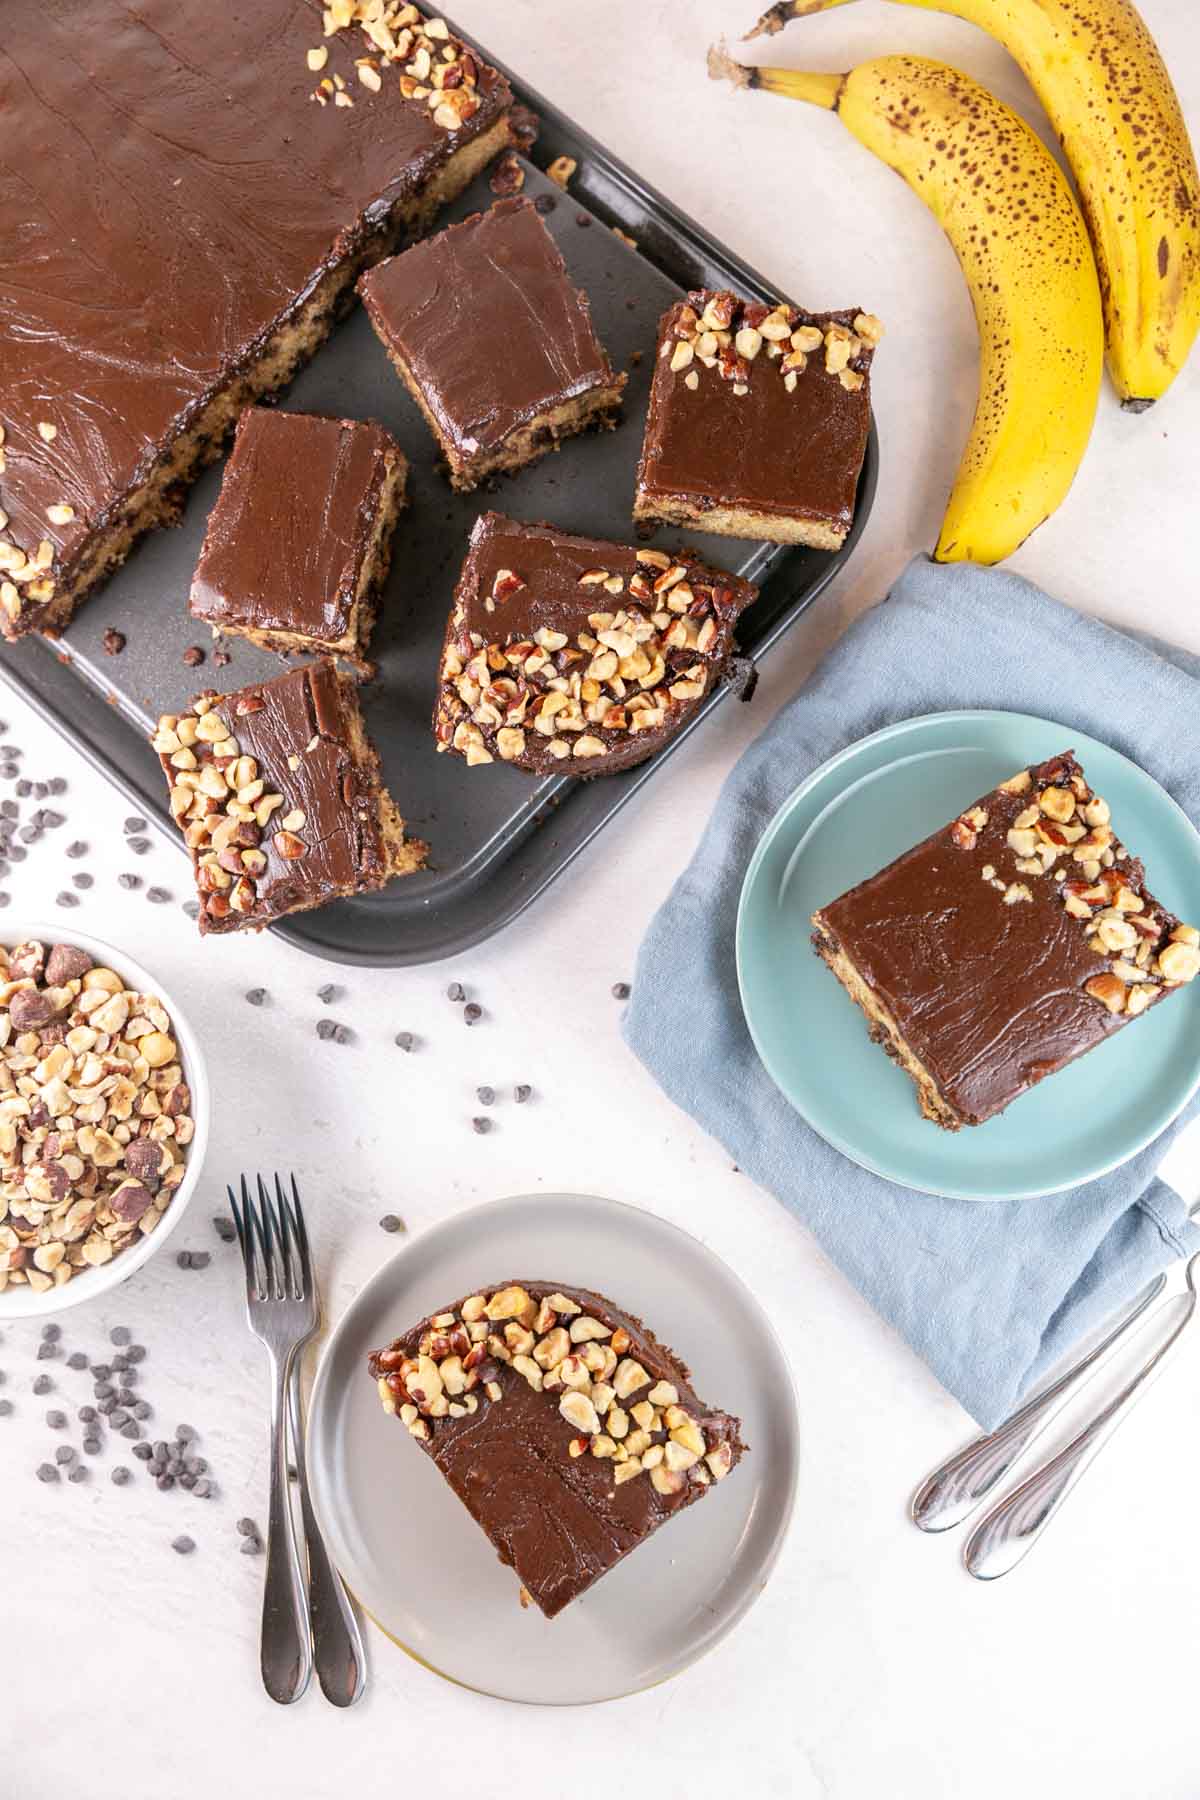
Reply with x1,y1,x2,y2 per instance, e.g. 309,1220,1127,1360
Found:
744,0,1200,411
712,48,1104,562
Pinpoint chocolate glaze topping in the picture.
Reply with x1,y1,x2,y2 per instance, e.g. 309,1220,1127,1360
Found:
189,410,398,642
435,513,758,777
359,197,619,454
368,1280,746,1618
0,1,510,633
158,663,391,934
637,295,874,527
815,753,1188,1125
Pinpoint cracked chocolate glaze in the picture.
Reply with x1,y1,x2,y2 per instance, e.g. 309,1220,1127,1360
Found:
0,0,510,632
162,662,391,934
636,297,873,528
368,1281,746,1618
358,197,619,454
434,512,758,777
189,410,398,642
813,752,1187,1126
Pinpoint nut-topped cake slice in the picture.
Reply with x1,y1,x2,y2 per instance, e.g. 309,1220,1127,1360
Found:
0,2,512,640
633,290,881,548
153,661,425,935
434,512,758,775
359,197,626,491
368,1281,746,1617
811,751,1200,1129
188,409,408,676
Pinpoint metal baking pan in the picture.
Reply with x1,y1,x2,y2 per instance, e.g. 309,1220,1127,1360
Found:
0,27,878,967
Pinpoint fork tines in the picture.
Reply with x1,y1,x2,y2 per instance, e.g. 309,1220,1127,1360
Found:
228,1172,312,1302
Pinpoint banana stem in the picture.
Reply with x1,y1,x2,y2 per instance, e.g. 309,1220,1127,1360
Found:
746,0,857,41
707,43,844,110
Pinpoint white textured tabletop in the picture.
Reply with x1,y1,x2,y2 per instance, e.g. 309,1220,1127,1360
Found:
3,3,1199,1796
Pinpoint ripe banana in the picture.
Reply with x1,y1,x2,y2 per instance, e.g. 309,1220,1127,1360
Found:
744,0,1200,409
711,49,1103,563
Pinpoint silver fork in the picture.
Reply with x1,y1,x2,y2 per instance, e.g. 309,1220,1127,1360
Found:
230,1173,365,1706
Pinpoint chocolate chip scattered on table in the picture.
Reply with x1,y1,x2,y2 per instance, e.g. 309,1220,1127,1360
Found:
434,513,758,776
369,1281,745,1617
0,939,193,1294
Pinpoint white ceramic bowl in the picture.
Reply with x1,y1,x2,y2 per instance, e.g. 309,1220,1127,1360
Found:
0,922,210,1318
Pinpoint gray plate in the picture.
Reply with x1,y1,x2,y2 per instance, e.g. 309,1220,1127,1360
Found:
0,37,878,965
306,1192,800,1704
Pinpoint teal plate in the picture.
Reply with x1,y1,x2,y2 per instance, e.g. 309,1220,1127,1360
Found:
736,710,1200,1202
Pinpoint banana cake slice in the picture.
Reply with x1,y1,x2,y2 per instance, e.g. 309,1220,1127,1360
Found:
368,1280,746,1617
811,750,1200,1128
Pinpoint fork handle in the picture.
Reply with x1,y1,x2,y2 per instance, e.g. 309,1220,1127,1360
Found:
288,1365,367,1706
261,1348,313,1704
963,1285,1198,1580
910,1272,1167,1533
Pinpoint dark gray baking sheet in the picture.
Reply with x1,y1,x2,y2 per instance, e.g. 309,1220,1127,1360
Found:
0,36,878,966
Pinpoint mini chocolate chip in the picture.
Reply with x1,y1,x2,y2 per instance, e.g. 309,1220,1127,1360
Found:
90,1363,111,1379
157,1473,175,1491
534,192,555,214
39,809,64,829
315,1018,337,1040
120,1420,141,1440
110,1328,131,1346
66,1351,88,1370
147,886,171,904
394,1031,415,1052
33,1374,53,1395
153,1441,169,1459
446,982,465,1002
47,777,66,795
317,983,340,1004
213,648,231,667
236,1517,258,1536
183,900,200,919
0,801,15,820
176,1424,196,1442
0,1399,11,1417
471,1116,492,1135
46,1410,67,1428
179,1472,196,1490
94,1382,115,1399
378,1214,405,1234
213,1215,236,1242
171,1535,195,1555
133,1402,152,1420
68,1464,88,1483
514,1084,533,1104
78,1405,97,1423
111,1465,132,1485
111,1354,128,1371
244,987,267,1007
124,817,148,834
55,1445,76,1466
118,872,142,890
96,1399,115,1417
132,1442,153,1460
612,982,631,1000
194,1478,213,1498
41,1323,61,1341
124,1345,146,1363
476,1086,495,1106
83,1436,102,1455
333,1024,352,1044
127,836,150,855
72,873,93,889
463,1003,482,1025
36,1462,60,1483
176,1252,192,1269
182,646,206,667
185,1456,207,1475
109,1408,129,1427
240,1535,261,1554
188,1251,211,1270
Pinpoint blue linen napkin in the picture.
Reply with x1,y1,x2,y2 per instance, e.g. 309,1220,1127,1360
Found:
623,555,1200,1428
